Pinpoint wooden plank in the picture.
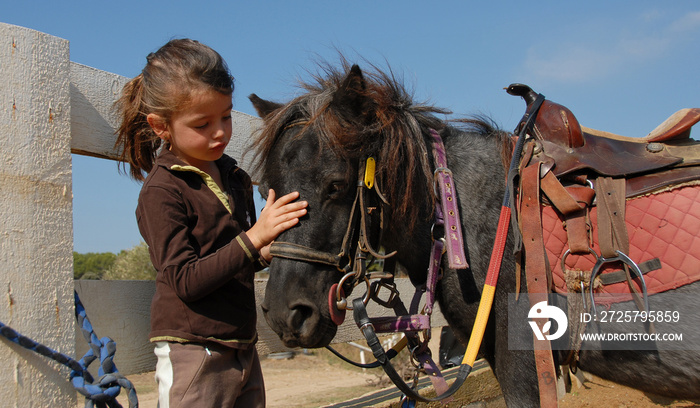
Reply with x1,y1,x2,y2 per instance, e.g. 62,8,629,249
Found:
68,62,261,174
69,62,128,160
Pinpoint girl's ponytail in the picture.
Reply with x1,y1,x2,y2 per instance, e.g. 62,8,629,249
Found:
114,73,161,181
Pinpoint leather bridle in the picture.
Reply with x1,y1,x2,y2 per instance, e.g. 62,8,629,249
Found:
268,155,396,310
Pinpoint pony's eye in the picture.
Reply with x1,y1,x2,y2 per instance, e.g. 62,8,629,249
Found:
327,181,348,200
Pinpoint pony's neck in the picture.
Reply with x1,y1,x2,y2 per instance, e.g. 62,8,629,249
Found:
383,214,433,283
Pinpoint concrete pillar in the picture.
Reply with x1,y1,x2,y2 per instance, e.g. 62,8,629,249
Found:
0,22,76,406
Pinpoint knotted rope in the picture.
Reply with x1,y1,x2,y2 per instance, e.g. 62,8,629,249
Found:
0,291,138,408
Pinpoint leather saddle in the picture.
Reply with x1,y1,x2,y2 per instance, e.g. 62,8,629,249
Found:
508,84,700,396
507,84,700,198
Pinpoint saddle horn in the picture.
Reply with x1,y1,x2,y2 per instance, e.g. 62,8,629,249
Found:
508,83,585,149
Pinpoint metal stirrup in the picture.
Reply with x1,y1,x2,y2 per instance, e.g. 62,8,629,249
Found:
589,250,650,316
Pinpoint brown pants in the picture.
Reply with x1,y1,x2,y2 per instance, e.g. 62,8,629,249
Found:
154,341,265,408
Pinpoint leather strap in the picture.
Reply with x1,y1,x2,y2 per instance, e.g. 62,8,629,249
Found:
423,237,444,315
595,177,629,258
269,241,341,266
598,258,661,285
520,162,559,408
540,171,594,255
595,177,651,326
353,298,472,403
430,129,468,269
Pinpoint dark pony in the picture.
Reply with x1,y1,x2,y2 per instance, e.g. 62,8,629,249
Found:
250,60,700,407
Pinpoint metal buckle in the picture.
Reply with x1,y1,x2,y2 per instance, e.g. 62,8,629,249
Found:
371,280,400,308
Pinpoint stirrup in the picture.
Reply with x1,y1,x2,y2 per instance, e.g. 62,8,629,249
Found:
588,250,650,316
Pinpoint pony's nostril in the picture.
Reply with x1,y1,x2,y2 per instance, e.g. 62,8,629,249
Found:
287,302,316,333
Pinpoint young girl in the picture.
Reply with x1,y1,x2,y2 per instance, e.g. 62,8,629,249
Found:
115,38,307,408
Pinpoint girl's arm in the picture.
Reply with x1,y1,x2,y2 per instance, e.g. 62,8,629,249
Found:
137,186,306,302
137,185,263,302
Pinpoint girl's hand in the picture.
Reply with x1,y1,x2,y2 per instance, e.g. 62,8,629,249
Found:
259,243,272,262
247,189,307,251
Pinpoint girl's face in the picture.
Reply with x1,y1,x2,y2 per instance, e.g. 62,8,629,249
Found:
149,88,233,172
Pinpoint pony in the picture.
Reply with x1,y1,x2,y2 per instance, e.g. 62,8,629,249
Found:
249,61,700,406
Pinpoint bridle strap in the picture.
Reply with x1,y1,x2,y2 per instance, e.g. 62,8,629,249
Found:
269,242,341,267
358,179,396,260
353,298,472,403
338,183,364,266
430,129,469,270
268,157,391,274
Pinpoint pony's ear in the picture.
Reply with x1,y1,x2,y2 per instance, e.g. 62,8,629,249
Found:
249,94,283,119
331,65,373,123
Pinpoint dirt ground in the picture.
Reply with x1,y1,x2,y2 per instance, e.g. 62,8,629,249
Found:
117,349,378,408
111,349,699,408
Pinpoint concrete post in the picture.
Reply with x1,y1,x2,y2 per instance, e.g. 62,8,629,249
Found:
0,23,76,406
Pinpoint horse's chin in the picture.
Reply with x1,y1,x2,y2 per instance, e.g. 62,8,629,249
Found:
278,318,338,349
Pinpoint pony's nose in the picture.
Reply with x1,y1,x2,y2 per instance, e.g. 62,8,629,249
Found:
287,300,320,340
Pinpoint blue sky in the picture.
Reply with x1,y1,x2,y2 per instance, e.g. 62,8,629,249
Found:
4,1,699,254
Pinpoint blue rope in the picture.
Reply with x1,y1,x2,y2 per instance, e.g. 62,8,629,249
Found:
400,395,417,408
0,291,138,408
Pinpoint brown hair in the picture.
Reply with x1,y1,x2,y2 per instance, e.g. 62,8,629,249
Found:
114,39,234,181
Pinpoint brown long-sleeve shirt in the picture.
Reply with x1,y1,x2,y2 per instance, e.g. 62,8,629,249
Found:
136,148,264,349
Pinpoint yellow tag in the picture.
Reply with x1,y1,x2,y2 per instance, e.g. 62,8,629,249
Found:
364,157,375,189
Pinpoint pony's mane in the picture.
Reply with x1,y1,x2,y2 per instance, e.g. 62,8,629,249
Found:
251,59,506,232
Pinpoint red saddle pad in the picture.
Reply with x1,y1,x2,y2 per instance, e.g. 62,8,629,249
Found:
542,184,700,301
